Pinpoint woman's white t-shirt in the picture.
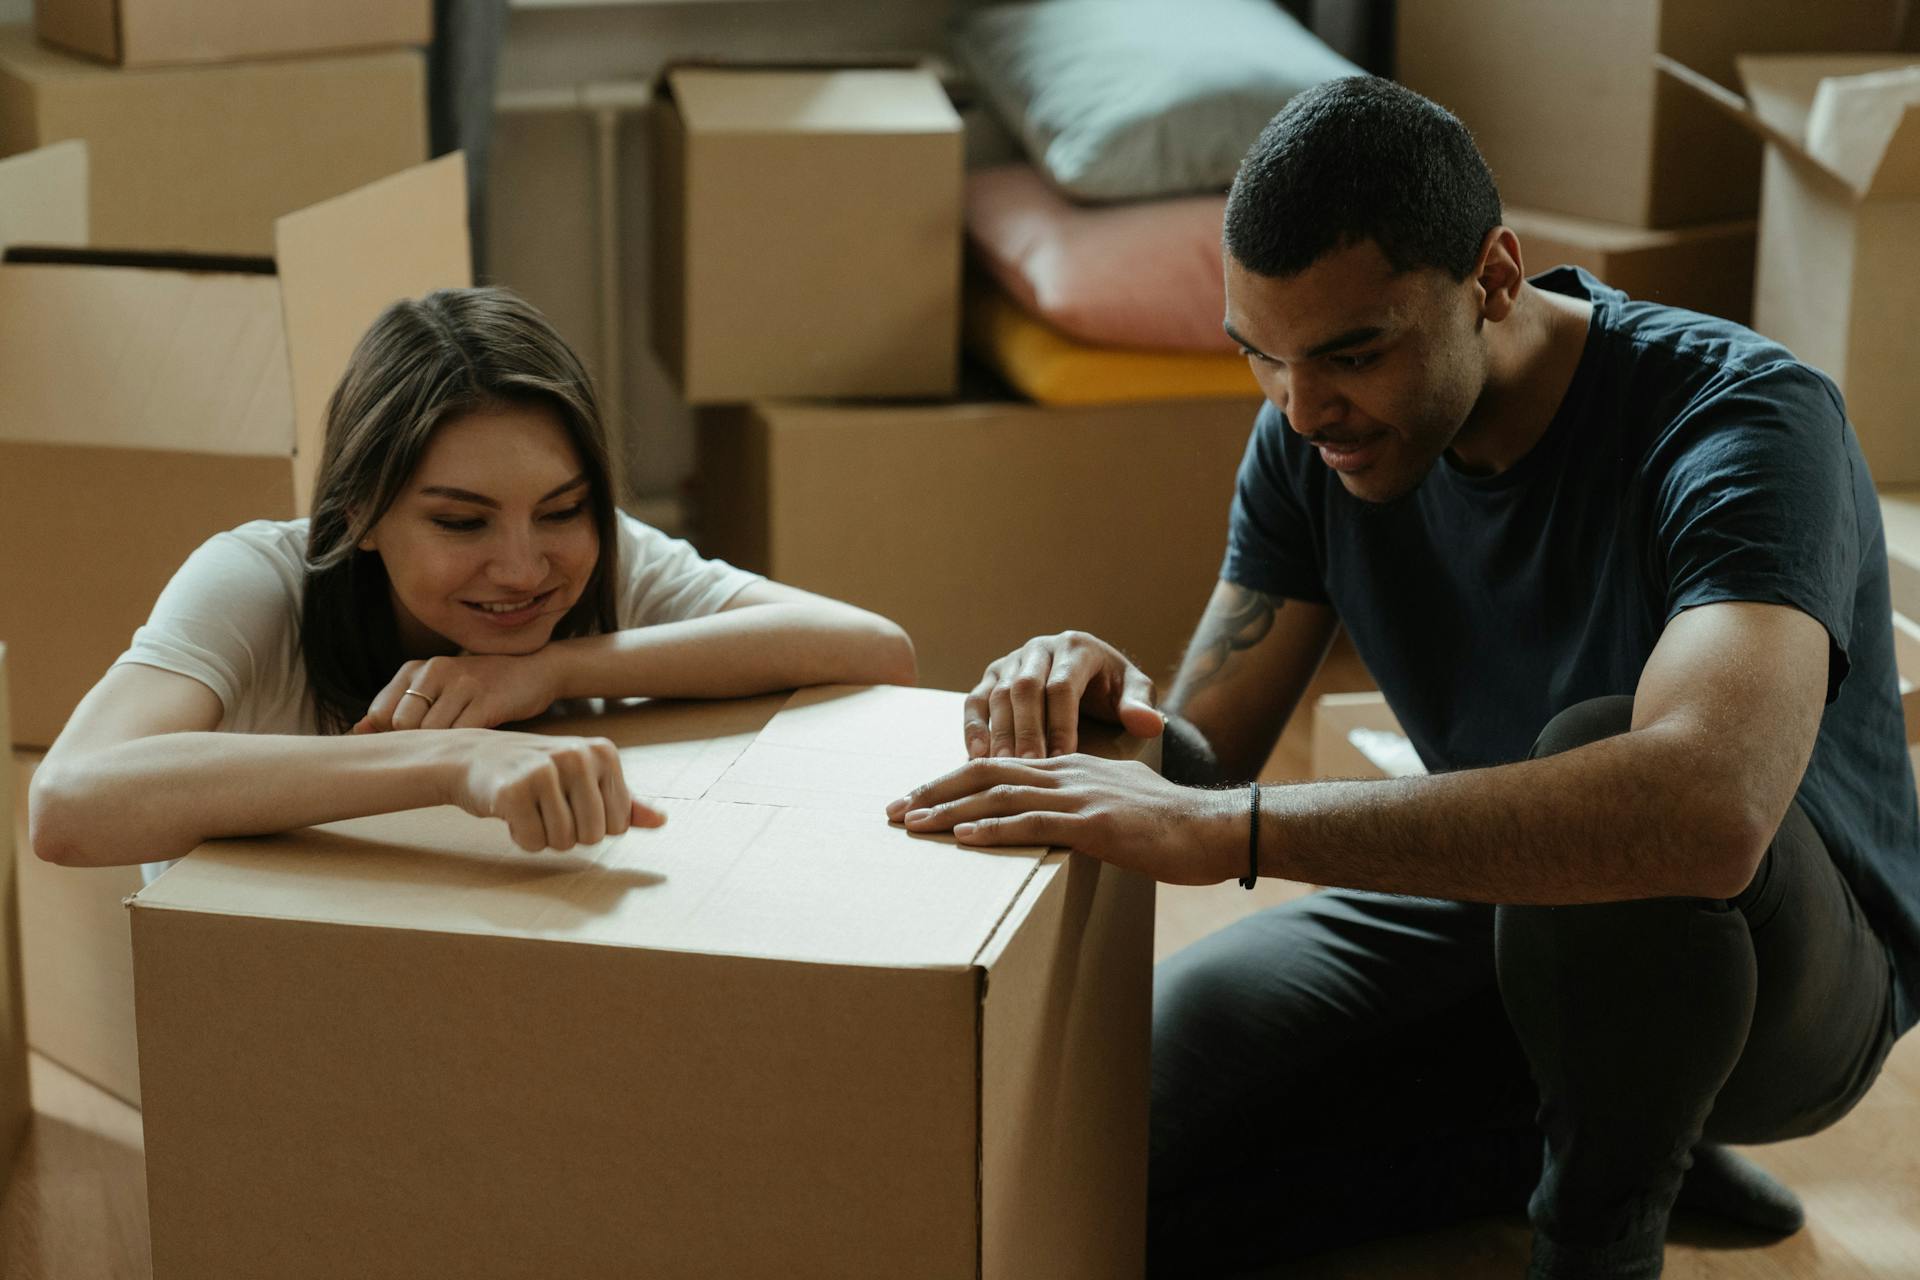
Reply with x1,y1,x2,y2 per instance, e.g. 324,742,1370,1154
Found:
113,512,763,734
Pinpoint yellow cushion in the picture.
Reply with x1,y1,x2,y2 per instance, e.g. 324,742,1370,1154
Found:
965,282,1259,406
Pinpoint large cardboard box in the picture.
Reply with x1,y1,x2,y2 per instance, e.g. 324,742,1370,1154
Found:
0,146,472,748
130,686,1154,1279
698,398,1264,692
0,652,32,1176
36,0,431,68
11,751,142,1106
1310,691,1416,781
0,25,427,255
652,66,963,402
1508,205,1756,323
1660,53,1920,483
1396,0,1905,227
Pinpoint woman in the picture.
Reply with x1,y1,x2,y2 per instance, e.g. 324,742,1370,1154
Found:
30,287,915,867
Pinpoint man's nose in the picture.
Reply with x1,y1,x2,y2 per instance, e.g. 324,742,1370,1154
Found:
1274,367,1345,436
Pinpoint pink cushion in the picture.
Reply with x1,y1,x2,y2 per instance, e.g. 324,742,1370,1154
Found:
965,163,1237,354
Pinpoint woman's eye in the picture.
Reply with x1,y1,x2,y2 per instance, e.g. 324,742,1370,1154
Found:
541,503,588,523
431,516,485,533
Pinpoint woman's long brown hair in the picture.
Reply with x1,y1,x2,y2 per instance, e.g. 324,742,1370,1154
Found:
300,287,621,733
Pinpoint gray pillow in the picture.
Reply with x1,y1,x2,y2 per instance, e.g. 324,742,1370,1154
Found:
952,0,1363,202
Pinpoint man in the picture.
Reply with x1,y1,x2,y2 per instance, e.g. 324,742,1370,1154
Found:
886,77,1915,1279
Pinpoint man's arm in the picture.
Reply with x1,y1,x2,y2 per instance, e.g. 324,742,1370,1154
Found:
1163,581,1340,782
893,600,1828,903
1245,600,1828,902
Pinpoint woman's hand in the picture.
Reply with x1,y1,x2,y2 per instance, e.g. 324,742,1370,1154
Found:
440,729,665,853
354,651,563,733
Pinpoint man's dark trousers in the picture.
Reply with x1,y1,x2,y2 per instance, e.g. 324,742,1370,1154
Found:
1147,696,1899,1278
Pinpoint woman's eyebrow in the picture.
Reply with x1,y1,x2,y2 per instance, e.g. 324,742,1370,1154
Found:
417,474,588,508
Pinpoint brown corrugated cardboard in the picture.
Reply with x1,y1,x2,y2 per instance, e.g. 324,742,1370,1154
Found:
1882,488,1920,618
0,148,472,748
698,398,1262,692
37,0,430,68
0,26,427,255
1,653,32,1174
652,66,963,402
11,751,142,1106
1507,206,1756,323
130,686,1153,1278
1397,0,1905,227
1659,53,1920,483
1310,691,1409,780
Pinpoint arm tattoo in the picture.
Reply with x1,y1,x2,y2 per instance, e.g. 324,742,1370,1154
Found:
1179,584,1283,698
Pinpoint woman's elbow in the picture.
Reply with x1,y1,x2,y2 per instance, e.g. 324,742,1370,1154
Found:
27,763,91,867
867,619,917,687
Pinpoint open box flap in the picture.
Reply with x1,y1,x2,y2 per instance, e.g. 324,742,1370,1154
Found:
273,152,472,513
1665,53,1920,198
1803,64,1920,197
0,141,87,254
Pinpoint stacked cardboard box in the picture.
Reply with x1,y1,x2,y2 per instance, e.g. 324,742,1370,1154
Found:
0,145,472,751
0,13,430,256
651,65,964,403
131,686,1154,1279
698,397,1262,692
1398,1,1909,328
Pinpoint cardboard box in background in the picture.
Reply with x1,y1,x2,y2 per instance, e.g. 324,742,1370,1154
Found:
0,25,426,255
11,751,142,1107
1507,206,1756,323
1,652,32,1175
132,687,1153,1279
0,146,472,748
653,66,963,402
36,0,431,68
1397,0,1905,227
697,398,1262,693
1310,691,1410,781
1882,489,1920,619
1660,53,1920,483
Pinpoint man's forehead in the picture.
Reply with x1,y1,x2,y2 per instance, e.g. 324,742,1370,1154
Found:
1224,242,1431,355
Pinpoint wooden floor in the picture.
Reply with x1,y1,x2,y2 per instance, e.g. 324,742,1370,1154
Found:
5,656,1917,1278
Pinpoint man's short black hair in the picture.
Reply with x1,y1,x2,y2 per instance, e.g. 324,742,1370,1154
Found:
1224,76,1502,281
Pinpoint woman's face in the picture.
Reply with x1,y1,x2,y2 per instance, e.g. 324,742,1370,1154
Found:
359,402,601,658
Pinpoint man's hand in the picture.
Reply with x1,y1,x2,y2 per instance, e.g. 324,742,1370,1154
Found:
885,754,1240,884
965,631,1165,759
354,651,562,734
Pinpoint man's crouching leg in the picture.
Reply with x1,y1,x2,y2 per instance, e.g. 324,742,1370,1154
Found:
1495,695,1896,1279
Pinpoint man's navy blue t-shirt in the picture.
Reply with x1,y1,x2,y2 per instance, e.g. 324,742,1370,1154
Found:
1222,267,1920,1034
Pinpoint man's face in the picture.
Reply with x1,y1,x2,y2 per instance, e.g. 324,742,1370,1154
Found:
1224,239,1489,504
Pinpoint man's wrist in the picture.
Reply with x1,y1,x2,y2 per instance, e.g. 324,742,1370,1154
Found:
1197,785,1253,885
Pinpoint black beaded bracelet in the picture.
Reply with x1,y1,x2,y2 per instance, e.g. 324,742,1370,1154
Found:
1240,781,1260,890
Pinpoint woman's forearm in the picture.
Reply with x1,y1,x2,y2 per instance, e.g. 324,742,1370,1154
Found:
30,731,461,867
545,603,916,701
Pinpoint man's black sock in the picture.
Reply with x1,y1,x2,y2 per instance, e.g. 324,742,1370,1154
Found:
1674,1143,1804,1235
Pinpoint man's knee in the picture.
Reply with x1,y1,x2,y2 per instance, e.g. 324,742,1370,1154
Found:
1528,694,1635,760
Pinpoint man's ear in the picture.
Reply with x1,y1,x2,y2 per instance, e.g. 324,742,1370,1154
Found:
1473,226,1525,324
